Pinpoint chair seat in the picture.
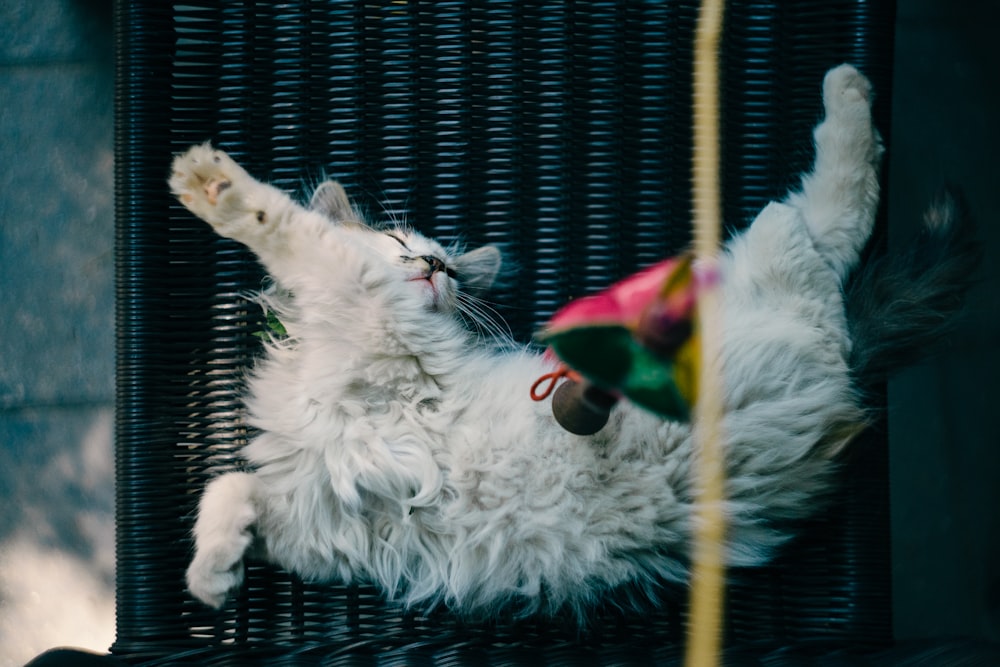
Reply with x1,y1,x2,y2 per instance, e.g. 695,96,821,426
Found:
112,1,897,662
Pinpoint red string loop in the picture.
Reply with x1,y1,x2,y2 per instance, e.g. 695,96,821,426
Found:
530,366,581,401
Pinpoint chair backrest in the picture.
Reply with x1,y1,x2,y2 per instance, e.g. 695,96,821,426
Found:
113,1,896,662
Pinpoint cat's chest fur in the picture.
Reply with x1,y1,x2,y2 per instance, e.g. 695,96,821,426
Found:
246,318,551,470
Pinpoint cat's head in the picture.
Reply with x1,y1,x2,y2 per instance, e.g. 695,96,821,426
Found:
309,180,502,314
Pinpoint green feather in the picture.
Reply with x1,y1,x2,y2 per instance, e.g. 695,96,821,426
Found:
543,325,689,420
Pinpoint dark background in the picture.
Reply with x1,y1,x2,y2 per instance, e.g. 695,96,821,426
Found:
0,0,996,662
887,0,1000,642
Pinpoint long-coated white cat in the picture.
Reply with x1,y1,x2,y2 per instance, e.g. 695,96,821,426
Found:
170,65,972,618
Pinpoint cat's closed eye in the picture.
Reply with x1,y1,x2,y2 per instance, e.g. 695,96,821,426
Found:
386,233,409,250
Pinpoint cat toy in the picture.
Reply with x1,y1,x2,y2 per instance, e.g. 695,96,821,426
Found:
532,253,700,433
534,0,726,663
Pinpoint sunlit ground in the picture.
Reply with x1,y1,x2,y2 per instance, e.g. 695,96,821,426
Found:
0,539,114,666
0,410,115,666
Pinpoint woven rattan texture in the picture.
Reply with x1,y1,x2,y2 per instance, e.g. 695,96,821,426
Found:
114,1,896,663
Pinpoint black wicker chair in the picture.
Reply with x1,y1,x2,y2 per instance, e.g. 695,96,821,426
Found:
108,1,898,664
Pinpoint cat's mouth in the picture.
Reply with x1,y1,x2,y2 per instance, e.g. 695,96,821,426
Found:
402,255,457,311
407,271,451,311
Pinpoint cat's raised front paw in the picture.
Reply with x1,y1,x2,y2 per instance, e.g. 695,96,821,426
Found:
170,143,265,236
186,472,259,608
186,551,246,609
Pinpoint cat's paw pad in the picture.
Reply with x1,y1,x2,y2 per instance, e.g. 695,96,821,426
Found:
170,143,235,202
203,175,231,206
170,143,255,229
822,64,873,114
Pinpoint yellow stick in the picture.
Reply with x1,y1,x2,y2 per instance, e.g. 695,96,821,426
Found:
685,0,726,665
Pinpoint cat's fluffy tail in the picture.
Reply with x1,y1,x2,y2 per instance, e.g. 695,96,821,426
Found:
845,187,981,391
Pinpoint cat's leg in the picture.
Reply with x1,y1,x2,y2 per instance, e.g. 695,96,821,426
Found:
786,64,884,280
169,143,338,286
186,471,260,608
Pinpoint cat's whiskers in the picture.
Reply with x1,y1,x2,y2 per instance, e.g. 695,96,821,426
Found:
455,291,516,349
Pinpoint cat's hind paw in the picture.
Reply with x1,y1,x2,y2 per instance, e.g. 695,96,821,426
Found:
815,64,882,167
822,64,873,117
170,143,265,237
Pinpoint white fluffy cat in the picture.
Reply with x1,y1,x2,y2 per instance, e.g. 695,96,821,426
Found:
169,65,965,618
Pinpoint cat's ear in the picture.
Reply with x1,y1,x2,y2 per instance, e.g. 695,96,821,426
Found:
452,245,502,292
309,180,364,226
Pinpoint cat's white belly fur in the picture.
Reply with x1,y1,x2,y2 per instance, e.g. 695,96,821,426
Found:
246,346,693,610
174,64,881,615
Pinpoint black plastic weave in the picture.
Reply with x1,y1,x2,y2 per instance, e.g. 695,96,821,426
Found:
114,1,896,664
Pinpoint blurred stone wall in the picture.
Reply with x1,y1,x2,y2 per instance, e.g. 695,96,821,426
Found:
0,1,115,664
